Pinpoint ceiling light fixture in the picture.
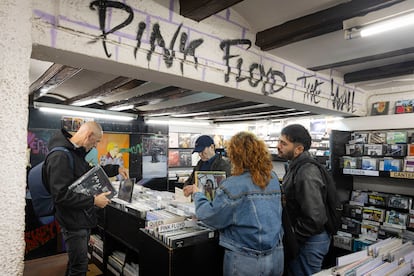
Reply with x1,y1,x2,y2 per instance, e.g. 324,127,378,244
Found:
108,105,135,111
34,101,137,121
145,117,211,126
345,11,414,39
71,98,100,106
344,0,414,40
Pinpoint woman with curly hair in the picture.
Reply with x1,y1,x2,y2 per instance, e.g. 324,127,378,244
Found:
185,131,284,276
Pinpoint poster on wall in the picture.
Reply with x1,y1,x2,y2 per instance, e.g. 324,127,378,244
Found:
96,133,130,178
395,100,414,114
61,116,93,132
27,129,57,167
178,133,200,148
370,101,389,115
142,135,168,178
169,132,179,148
213,134,224,148
310,119,327,134
168,149,180,167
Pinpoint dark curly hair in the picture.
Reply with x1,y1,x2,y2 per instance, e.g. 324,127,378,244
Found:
281,124,312,151
227,131,273,188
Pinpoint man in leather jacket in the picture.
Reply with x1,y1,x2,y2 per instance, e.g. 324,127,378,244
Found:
183,135,231,196
278,124,330,276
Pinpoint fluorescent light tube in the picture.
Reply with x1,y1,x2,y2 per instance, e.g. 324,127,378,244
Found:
34,102,137,121
360,12,414,37
146,118,211,126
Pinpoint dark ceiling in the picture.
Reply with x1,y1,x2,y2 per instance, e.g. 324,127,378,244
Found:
29,0,414,123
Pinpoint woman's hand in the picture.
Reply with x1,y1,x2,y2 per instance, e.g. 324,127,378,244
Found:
183,184,199,197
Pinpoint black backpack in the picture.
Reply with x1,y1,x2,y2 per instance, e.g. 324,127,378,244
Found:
28,147,74,220
293,158,342,235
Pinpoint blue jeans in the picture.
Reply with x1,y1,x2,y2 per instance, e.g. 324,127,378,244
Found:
288,231,330,276
223,244,284,276
61,228,91,276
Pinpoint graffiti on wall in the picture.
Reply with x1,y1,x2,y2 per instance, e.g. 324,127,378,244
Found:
86,0,357,113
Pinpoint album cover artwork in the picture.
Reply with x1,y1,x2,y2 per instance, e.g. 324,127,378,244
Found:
370,101,389,116
195,171,226,201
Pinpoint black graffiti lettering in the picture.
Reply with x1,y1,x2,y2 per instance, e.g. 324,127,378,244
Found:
330,79,355,112
134,22,146,58
220,39,286,95
178,32,204,74
147,23,169,64
142,23,203,73
90,0,134,58
235,58,247,82
298,75,323,104
347,90,355,112
248,63,262,87
264,70,287,95
220,39,252,82
181,38,203,73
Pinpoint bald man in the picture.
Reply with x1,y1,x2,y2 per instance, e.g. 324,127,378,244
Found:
44,121,128,276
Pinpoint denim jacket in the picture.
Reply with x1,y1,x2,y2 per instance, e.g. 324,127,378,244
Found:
194,171,283,255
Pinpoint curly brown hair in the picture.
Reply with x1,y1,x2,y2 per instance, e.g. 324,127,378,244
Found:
227,131,273,188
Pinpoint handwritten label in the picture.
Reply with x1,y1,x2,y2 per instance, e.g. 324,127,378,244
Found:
158,221,186,233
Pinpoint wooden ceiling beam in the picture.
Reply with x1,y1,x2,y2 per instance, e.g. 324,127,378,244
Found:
344,60,414,83
30,64,82,100
104,86,197,109
213,111,313,123
309,47,414,71
64,77,141,105
141,97,250,116
255,0,404,51
179,0,244,22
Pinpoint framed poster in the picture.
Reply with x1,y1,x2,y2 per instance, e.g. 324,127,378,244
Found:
370,101,389,115
96,133,130,169
395,100,414,114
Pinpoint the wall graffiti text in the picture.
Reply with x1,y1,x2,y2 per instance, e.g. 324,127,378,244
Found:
330,79,355,113
298,75,323,104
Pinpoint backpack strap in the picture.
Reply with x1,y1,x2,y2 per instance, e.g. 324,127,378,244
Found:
47,147,74,169
43,147,74,191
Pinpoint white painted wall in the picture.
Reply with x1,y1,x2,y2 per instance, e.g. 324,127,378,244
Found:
335,113,414,131
366,85,414,116
0,1,31,275
31,0,365,117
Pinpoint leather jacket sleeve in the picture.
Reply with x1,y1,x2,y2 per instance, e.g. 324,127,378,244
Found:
184,160,202,187
293,163,327,242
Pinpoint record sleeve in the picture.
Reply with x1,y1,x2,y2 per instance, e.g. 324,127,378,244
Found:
68,166,117,198
195,171,226,201
117,178,134,202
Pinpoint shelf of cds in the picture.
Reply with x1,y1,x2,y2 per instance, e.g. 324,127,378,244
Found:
340,130,414,176
93,182,223,276
334,189,414,253
329,129,414,263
